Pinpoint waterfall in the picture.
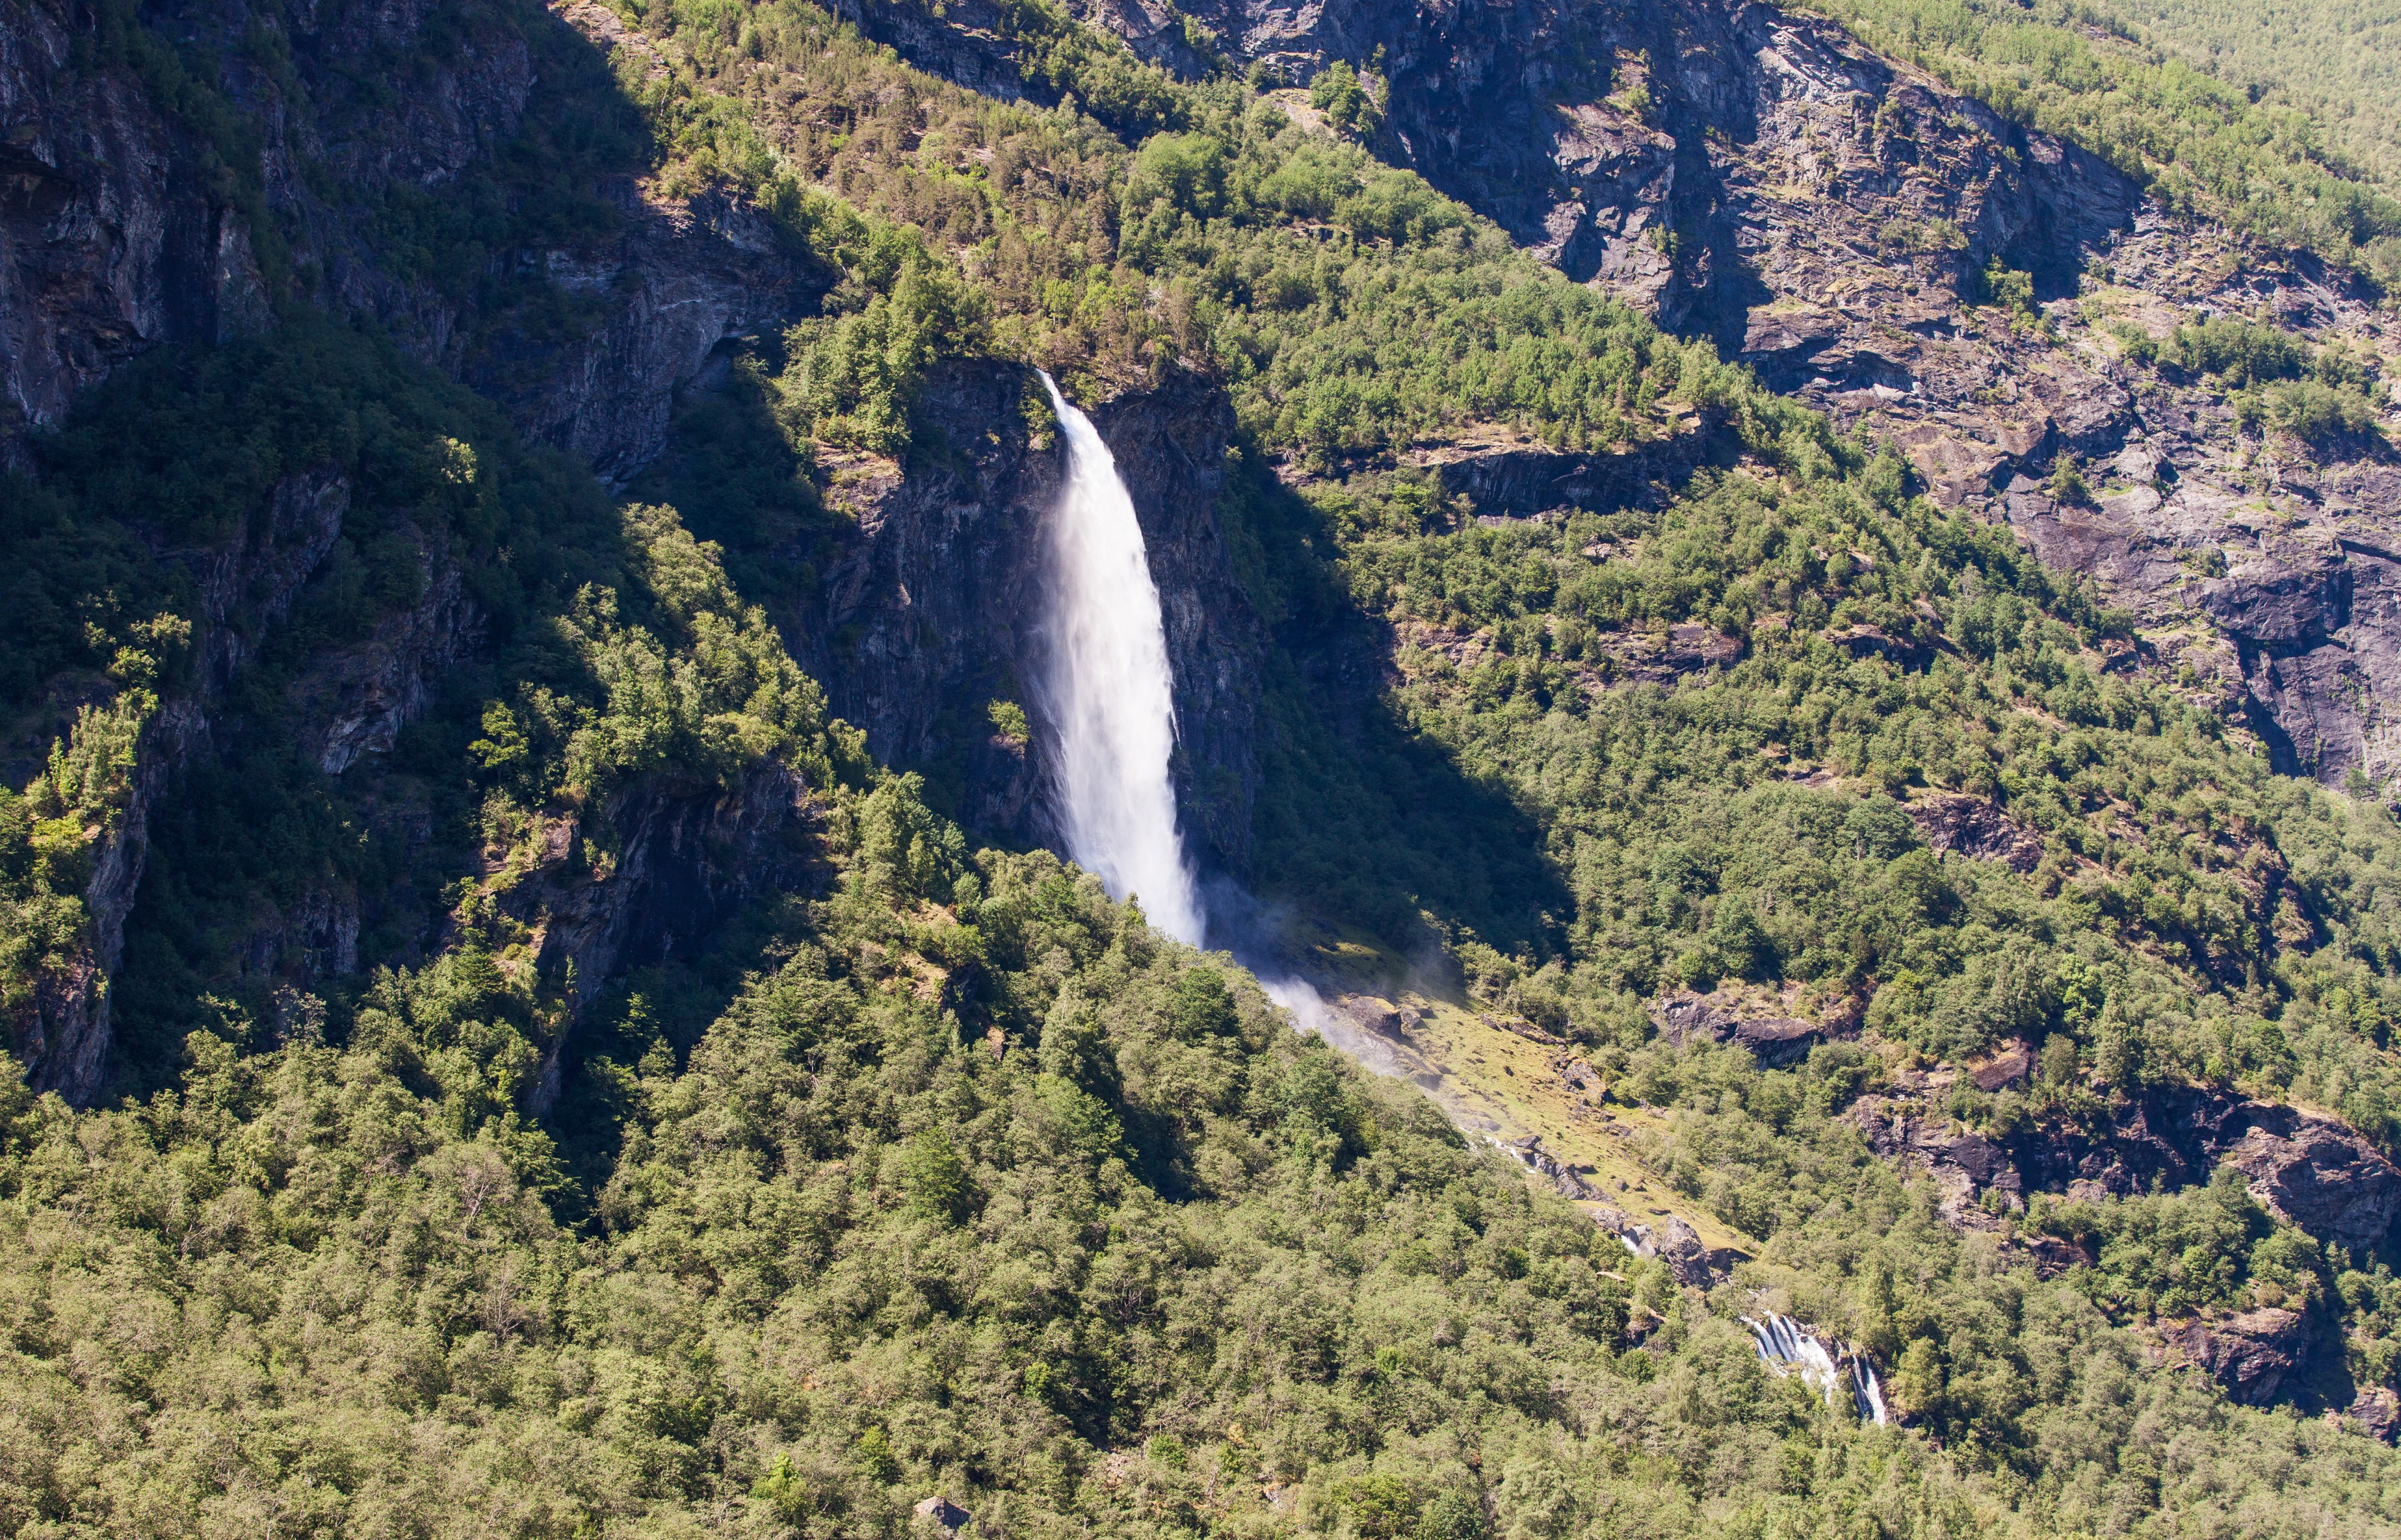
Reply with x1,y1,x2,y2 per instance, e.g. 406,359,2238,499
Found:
1740,1313,1889,1426
1035,371,1207,946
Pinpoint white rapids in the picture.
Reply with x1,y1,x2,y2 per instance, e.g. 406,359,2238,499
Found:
1741,1312,1889,1425
1035,371,1207,946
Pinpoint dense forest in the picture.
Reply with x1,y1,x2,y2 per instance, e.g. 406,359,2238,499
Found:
7,0,2401,1532
2097,0,2401,190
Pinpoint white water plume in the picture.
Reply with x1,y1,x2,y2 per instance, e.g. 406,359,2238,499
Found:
1036,371,1207,946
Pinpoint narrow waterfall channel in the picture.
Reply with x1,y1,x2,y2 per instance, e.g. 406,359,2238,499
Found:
1036,371,1208,946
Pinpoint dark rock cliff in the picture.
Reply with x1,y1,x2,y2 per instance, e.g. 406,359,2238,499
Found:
510,763,830,1112
11,465,352,1097
1,0,835,1095
794,361,1267,877
3,0,1274,1100
1850,1079,2401,1258
1,0,821,481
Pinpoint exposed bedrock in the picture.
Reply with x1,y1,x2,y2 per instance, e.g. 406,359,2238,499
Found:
2163,1308,2315,1408
1849,1081,2401,1257
513,763,831,1113
1,0,821,482
936,0,2401,791
791,361,1268,877
2,465,490,1101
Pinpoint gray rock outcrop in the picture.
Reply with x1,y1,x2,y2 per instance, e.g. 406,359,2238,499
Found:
1852,1081,2401,1260
1,0,821,483
794,362,1267,874
975,0,2401,792
1909,793,2044,873
2221,1107,2401,1256
2163,1307,2313,1407
1650,988,1828,1066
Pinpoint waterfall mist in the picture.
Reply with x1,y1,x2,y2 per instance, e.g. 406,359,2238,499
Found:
1035,371,1207,946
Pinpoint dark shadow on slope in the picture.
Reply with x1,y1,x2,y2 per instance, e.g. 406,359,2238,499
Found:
80,320,645,1102
1211,450,1573,966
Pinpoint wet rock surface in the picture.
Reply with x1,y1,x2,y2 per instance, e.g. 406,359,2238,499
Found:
1593,1203,1715,1285
996,0,2401,790
795,361,1266,873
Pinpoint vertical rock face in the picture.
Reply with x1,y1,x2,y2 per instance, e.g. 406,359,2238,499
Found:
2164,1308,2314,1407
0,0,822,482
994,0,2401,790
794,361,1264,877
14,466,355,1099
1,0,826,1093
457,185,828,486
0,0,273,457
1090,377,1262,875
510,763,829,1113
292,533,486,777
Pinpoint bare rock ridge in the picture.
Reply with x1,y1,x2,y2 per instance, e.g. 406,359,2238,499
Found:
1848,1078,2401,1257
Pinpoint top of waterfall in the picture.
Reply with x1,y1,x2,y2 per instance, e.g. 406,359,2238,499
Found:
1034,365,1207,948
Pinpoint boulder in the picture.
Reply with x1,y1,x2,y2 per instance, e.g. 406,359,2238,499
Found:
1503,1135,1601,1200
2346,1387,2401,1442
2220,1107,2401,1256
1549,1053,1607,1096
1594,1205,1714,1286
1649,991,1823,1066
2163,1308,2312,1406
1964,1039,2034,1092
1909,794,2044,873
1338,996,1407,1039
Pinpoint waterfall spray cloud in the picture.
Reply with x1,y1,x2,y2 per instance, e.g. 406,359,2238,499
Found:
1035,372,1207,946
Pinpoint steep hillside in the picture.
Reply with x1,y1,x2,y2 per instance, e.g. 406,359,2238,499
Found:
2130,0,2401,190
9,0,2401,1532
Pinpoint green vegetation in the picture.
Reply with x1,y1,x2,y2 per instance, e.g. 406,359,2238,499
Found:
22,821,2401,1535
2094,314,2388,445
1801,0,2401,284
1307,61,1381,138
0,320,872,1095
612,0,1744,467
2134,0,2401,190
14,0,2401,1530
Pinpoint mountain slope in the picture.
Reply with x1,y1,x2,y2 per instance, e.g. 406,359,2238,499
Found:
7,0,2401,1532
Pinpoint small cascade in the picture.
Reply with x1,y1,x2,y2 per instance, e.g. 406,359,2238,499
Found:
1741,1313,1889,1426
1035,371,1207,946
